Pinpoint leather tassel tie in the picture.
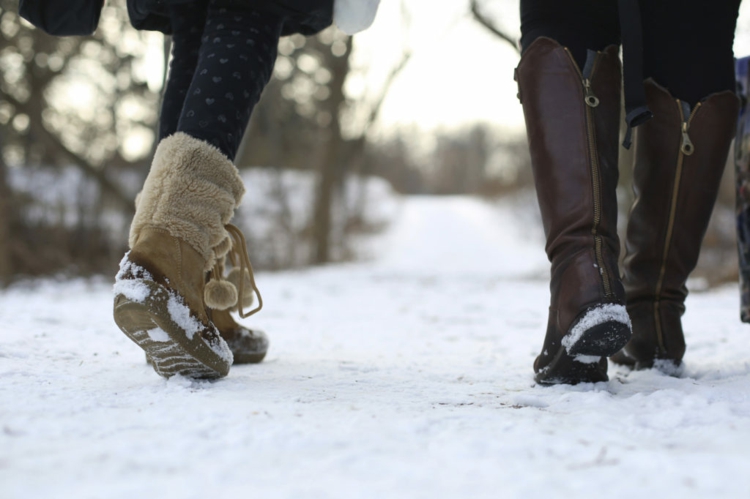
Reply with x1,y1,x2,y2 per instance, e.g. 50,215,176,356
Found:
204,224,264,318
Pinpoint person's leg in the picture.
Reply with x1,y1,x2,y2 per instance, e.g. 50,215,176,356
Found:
159,0,209,141
520,0,620,68
172,0,284,364
175,0,283,160
114,1,284,379
640,0,740,106
613,0,741,370
517,1,630,384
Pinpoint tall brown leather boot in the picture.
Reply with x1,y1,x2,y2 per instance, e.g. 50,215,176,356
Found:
611,80,739,371
516,37,631,384
114,133,247,380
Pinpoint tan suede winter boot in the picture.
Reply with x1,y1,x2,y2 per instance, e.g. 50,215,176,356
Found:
516,37,631,384
611,80,739,372
113,133,253,380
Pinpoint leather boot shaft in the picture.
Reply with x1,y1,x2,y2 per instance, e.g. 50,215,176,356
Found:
517,38,624,326
618,79,739,367
516,37,630,383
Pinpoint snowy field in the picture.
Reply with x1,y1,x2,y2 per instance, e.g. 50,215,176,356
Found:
2,196,750,498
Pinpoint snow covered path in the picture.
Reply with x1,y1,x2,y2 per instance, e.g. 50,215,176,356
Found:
2,196,750,498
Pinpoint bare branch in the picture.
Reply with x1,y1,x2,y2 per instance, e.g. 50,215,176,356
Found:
364,50,412,133
470,0,520,55
2,93,135,214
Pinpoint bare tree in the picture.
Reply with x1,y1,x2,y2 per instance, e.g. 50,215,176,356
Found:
0,142,11,285
469,0,520,55
0,0,164,279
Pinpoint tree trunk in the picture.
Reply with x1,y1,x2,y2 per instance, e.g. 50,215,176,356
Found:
312,37,352,264
0,149,12,286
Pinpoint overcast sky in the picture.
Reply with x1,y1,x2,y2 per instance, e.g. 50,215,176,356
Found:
355,0,750,137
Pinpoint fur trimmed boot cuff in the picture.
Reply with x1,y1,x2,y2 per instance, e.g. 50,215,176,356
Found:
129,133,245,271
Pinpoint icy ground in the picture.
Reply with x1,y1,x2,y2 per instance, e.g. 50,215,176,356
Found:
2,196,750,498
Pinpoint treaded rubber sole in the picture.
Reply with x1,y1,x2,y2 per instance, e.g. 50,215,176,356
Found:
114,279,231,380
535,348,609,385
567,320,631,357
536,319,631,385
145,347,266,366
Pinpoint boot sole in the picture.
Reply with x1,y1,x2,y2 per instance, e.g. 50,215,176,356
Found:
145,349,266,365
114,279,232,380
535,348,609,385
567,320,631,357
536,317,631,385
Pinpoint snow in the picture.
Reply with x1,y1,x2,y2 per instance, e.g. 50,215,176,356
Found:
562,304,632,352
2,196,750,498
166,295,202,341
574,354,601,364
112,254,151,304
165,294,233,363
146,328,170,343
9,166,398,268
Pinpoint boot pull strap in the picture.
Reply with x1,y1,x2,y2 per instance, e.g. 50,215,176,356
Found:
618,0,653,149
225,224,263,319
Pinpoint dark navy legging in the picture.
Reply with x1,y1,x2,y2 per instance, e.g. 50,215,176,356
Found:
520,0,741,105
159,0,282,160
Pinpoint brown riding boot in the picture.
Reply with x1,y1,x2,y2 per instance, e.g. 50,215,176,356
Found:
516,37,631,384
114,133,246,380
611,80,739,371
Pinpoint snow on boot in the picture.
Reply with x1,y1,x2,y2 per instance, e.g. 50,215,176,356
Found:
113,133,245,380
611,80,739,372
515,37,631,384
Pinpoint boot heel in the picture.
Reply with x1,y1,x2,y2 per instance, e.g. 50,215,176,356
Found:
566,321,631,357
563,304,631,357
535,349,609,385
114,278,232,380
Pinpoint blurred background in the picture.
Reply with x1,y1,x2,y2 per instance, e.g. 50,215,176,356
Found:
1,0,750,287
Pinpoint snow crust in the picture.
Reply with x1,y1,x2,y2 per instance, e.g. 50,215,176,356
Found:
562,304,631,353
146,328,170,343
2,197,749,498
166,295,201,341
165,294,233,364
112,254,152,303
573,354,601,364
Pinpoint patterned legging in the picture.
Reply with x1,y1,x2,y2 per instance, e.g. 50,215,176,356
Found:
158,0,282,160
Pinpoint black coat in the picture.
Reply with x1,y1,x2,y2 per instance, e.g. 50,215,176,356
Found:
127,0,333,36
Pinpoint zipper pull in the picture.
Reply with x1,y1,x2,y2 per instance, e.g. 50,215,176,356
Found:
584,79,599,107
681,122,694,155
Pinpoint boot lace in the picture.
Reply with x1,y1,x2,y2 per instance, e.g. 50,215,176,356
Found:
209,224,263,318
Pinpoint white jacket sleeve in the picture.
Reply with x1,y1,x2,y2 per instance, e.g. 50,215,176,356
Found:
334,0,381,35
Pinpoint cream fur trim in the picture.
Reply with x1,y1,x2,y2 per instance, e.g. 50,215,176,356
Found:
129,133,245,270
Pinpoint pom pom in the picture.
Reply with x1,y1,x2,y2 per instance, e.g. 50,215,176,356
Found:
213,236,232,260
204,279,238,310
227,267,255,310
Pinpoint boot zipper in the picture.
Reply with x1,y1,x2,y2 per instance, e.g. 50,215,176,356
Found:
654,100,701,352
565,48,613,298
